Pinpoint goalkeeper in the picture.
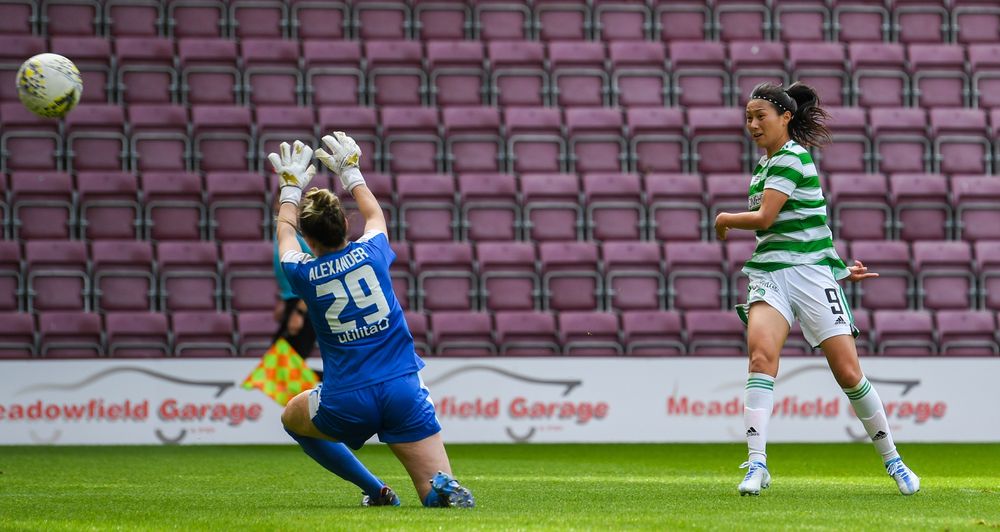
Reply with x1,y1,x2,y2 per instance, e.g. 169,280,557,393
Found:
269,133,474,508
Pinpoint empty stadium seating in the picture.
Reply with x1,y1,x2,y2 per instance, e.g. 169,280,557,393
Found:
2,0,999,358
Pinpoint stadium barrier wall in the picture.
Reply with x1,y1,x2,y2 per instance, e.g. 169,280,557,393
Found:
0,358,997,445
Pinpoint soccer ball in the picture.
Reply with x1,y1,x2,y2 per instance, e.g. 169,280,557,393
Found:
16,53,83,119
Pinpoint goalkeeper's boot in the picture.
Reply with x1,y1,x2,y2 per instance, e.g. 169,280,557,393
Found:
430,471,475,508
738,461,771,496
885,457,920,495
361,486,400,507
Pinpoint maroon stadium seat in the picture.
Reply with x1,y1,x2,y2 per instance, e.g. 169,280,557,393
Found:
303,40,364,107
26,240,89,313
669,40,729,107
833,0,890,43
444,107,504,174
602,240,664,312
849,42,909,107
222,241,276,313
366,40,426,106
404,309,430,356
930,109,991,176
235,311,275,357
0,0,35,35
729,41,789,107
953,0,1000,45
789,42,848,107
645,173,706,242
505,107,565,174
205,172,268,242
549,41,609,108
157,241,221,312
231,0,287,39
621,310,685,356
0,241,22,312
354,0,410,40
873,309,936,355
115,37,177,105
870,107,930,174
427,41,487,106
167,0,228,39
828,173,891,241
389,241,413,310
815,106,869,173
106,311,170,357
686,310,746,356
655,1,711,42
171,311,236,357
584,172,644,241
318,106,379,173
179,38,241,106
129,105,190,173
77,172,141,241
475,1,533,41
539,240,601,311
458,172,519,241
566,108,627,174
10,172,75,240
415,0,471,41
105,0,163,38
494,310,560,356
1,104,62,174
687,108,749,174
664,241,727,310
628,107,687,174
42,0,101,36
913,240,975,311
851,240,913,311
936,310,999,356
535,0,589,42
242,39,303,107
519,173,582,242
191,105,255,172
65,104,128,173
890,174,950,241
91,240,155,313
397,173,457,242
953,176,1000,242
431,311,495,356
775,0,830,43
970,44,1000,109
559,311,623,356
476,241,539,311
706,173,755,242
894,0,950,44
291,1,348,41
489,41,548,106
38,311,102,358
593,0,651,42
976,241,1000,311
413,241,476,311
141,171,205,241
909,44,969,109
51,37,113,104
0,311,35,357
256,106,318,174
715,0,771,42
382,107,442,174
609,41,669,108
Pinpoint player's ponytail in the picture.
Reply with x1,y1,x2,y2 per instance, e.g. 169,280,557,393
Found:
750,81,831,148
299,188,348,249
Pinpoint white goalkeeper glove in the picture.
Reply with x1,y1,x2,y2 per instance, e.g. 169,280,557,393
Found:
267,140,316,206
315,132,366,192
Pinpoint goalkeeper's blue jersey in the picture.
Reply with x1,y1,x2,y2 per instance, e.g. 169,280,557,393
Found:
281,231,424,395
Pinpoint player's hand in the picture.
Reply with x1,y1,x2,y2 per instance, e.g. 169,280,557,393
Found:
268,140,316,206
715,213,729,241
315,132,366,192
846,260,879,283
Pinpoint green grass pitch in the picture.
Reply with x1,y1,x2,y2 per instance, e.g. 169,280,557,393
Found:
1,443,998,531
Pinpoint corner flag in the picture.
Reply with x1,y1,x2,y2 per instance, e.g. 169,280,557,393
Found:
241,338,319,406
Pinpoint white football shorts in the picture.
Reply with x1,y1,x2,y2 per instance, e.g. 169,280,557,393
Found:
736,264,859,348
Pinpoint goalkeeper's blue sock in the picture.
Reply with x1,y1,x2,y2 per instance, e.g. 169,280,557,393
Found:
285,429,385,498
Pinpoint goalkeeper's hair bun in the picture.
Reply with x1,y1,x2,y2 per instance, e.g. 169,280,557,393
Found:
299,188,348,249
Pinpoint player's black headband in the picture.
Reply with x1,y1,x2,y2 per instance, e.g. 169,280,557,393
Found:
751,92,796,114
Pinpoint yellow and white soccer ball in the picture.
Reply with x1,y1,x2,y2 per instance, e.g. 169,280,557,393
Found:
16,53,83,119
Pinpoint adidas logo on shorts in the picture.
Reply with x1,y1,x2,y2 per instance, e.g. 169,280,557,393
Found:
834,316,846,325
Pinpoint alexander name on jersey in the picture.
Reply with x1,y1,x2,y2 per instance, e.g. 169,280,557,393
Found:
308,247,370,282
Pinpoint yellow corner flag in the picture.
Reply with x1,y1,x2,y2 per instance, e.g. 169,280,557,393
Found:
241,338,320,406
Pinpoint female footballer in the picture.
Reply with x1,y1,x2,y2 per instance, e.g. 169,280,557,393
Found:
715,82,919,496
269,134,474,508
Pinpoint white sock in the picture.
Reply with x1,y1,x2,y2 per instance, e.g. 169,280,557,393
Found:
845,376,900,463
744,372,774,464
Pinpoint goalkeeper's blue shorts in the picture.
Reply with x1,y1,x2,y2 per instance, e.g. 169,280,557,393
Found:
307,372,441,450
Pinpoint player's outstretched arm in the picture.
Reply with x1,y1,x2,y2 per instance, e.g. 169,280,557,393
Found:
715,189,788,240
845,259,879,283
315,132,388,236
268,140,316,258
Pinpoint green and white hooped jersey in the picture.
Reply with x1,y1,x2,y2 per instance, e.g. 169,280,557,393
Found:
743,140,850,280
